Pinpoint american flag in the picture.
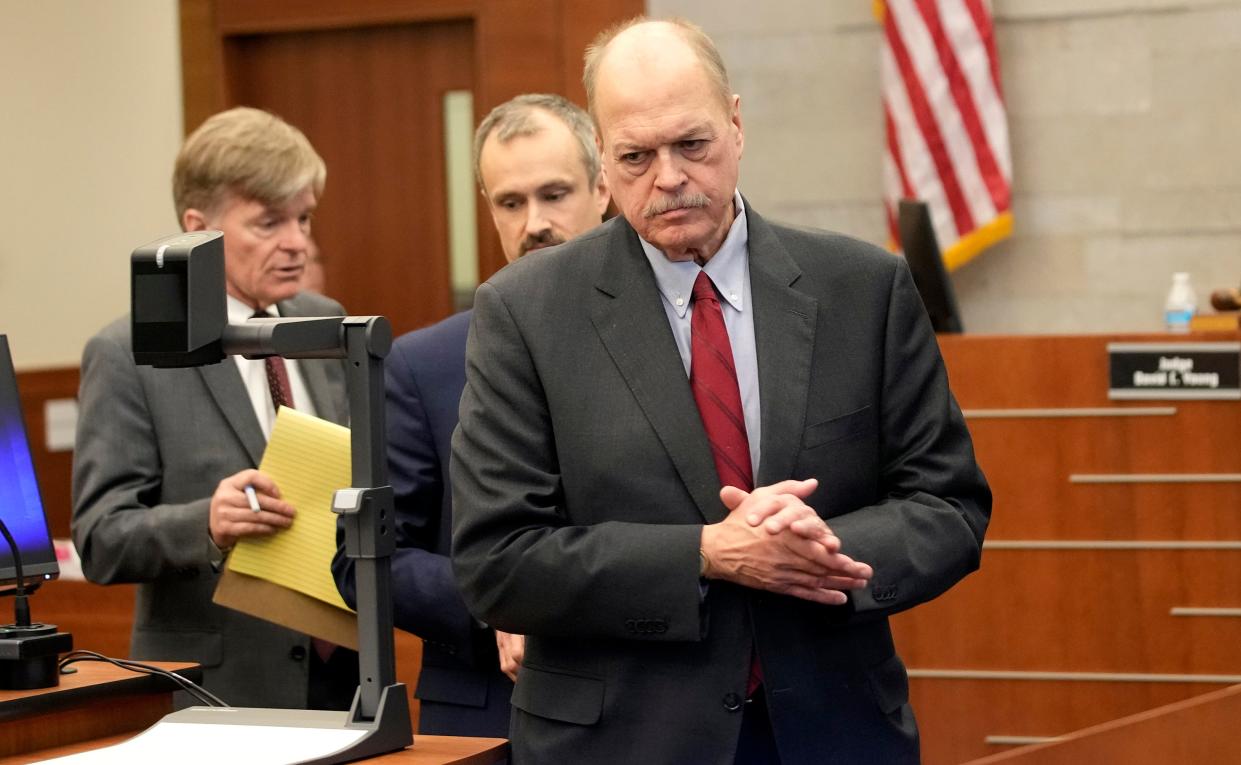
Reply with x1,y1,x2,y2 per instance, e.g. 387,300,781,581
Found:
879,0,1013,271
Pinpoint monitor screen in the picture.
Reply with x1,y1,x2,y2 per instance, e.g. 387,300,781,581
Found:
0,335,58,588
897,199,964,334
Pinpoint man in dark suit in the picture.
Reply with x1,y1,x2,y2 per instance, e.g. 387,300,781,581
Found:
450,18,991,764
332,94,609,736
72,107,358,710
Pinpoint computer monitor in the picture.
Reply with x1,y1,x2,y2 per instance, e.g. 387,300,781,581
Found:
897,199,964,334
0,335,58,589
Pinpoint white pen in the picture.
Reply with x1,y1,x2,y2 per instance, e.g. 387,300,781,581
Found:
243,484,261,513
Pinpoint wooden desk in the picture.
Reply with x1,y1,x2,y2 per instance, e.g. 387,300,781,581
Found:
26,580,427,733
0,658,505,764
0,660,198,758
2,732,507,764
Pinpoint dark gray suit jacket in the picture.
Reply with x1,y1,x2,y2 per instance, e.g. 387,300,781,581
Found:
72,292,350,708
451,208,991,764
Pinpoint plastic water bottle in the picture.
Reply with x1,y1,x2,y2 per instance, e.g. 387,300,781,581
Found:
1164,272,1197,333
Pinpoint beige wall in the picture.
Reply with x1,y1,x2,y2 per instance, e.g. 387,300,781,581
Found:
0,1,183,370
649,0,1241,334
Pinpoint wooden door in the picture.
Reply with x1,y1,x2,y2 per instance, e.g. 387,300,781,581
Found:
225,21,472,333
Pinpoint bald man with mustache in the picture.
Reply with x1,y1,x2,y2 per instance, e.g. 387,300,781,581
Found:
450,18,990,764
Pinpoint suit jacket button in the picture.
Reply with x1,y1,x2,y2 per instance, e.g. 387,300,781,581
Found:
722,692,743,712
289,645,307,661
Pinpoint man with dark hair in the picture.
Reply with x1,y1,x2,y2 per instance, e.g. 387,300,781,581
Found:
450,18,991,764
332,93,608,737
472,92,610,262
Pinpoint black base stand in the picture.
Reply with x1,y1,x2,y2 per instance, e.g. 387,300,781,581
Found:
303,683,411,765
0,624,73,689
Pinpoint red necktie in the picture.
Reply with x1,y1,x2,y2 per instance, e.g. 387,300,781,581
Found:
253,313,335,663
689,272,762,696
264,357,295,412
690,272,753,492
253,311,295,414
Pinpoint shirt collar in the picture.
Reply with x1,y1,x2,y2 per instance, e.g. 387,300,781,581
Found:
640,190,748,318
227,295,281,324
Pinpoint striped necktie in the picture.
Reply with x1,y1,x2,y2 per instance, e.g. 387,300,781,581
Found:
253,311,295,415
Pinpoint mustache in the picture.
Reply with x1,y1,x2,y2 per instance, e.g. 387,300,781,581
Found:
518,229,565,257
644,192,711,219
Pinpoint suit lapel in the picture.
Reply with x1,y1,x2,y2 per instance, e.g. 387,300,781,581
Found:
746,209,818,486
589,220,726,523
297,361,342,424
197,294,345,467
198,361,266,465
278,296,346,426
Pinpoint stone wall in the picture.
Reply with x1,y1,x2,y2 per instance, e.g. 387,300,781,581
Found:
648,0,1241,333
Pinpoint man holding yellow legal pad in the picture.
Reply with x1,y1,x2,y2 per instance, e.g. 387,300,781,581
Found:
71,107,358,710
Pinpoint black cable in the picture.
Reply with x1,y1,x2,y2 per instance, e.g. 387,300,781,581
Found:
58,651,217,707
58,650,226,707
58,650,230,708
0,517,31,627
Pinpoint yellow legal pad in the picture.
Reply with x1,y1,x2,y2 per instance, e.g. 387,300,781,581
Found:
226,406,352,611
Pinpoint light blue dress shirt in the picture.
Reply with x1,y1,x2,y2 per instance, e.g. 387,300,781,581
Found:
639,191,761,480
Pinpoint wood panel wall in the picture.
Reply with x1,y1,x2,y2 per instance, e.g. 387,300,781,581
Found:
962,683,1241,764
13,367,78,539
892,331,1241,764
9,368,140,685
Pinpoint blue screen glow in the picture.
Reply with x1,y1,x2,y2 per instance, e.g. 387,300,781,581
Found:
0,336,56,582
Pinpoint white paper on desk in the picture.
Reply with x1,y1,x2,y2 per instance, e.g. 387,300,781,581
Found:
32,720,367,764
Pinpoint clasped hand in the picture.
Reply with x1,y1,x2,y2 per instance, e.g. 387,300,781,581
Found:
699,478,872,606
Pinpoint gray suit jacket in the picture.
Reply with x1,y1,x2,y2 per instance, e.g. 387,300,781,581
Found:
71,292,350,708
451,208,991,764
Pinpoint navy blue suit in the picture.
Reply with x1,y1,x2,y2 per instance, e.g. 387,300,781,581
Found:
333,310,513,737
